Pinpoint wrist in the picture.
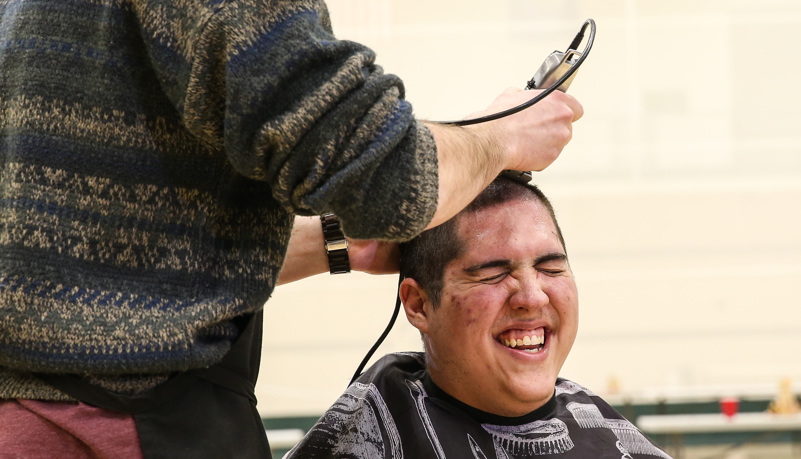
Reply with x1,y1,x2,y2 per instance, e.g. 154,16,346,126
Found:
277,216,330,285
422,122,507,230
463,122,506,175
321,213,351,274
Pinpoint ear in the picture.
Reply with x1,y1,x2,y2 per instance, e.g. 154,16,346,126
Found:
400,278,432,334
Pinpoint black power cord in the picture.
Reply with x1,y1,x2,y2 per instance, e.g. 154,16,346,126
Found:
349,275,403,385
437,18,595,127
348,19,596,386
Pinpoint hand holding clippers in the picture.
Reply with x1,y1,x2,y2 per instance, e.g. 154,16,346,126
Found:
526,20,593,92
439,19,594,128
502,19,595,184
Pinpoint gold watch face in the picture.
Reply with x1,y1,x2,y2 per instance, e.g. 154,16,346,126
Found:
326,239,348,252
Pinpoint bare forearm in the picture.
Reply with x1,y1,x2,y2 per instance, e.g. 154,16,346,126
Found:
277,216,329,285
423,121,504,229
277,216,400,285
423,88,583,230
278,90,582,282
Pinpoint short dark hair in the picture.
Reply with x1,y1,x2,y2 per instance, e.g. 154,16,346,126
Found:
399,176,566,306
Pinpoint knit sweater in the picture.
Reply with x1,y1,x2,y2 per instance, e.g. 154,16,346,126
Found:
0,0,438,400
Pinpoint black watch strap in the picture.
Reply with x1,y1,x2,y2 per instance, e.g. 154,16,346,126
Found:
321,213,350,274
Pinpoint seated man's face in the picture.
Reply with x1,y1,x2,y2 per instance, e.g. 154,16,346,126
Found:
408,197,579,417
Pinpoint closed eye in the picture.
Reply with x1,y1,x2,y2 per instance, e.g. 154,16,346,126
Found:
535,253,569,276
479,272,509,284
464,259,512,284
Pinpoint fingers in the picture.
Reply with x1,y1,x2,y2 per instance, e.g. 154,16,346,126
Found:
490,88,583,122
347,239,400,275
486,90,582,172
557,92,583,121
531,89,583,122
458,87,583,174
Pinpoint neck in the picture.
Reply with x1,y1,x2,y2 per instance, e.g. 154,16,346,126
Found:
425,361,554,418
423,371,556,423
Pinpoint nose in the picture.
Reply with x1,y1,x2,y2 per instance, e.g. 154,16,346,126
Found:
508,271,549,311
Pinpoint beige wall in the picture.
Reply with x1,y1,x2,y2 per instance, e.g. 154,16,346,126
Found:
257,0,801,417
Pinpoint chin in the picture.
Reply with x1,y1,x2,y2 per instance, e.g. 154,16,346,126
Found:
507,382,556,410
497,396,552,417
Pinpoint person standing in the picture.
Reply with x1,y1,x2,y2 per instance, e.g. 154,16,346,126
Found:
0,1,582,457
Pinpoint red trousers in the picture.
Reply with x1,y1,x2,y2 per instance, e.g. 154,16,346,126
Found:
0,399,143,459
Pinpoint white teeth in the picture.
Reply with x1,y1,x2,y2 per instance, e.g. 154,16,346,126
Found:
523,336,531,345
521,347,542,354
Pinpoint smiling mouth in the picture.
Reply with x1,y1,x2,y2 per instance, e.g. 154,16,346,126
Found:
497,328,547,354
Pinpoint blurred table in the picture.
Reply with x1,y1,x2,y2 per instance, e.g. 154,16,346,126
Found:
637,412,801,458
266,428,304,454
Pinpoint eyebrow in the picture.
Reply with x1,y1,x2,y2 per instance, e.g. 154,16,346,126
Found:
463,252,567,274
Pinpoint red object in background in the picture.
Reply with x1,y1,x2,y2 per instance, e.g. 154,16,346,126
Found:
719,397,740,418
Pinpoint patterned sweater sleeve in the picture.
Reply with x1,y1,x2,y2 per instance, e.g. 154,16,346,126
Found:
134,0,438,241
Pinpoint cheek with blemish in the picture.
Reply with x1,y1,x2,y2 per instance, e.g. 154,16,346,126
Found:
449,293,477,326
463,308,477,326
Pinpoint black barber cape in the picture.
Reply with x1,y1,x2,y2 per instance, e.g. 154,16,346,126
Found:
285,352,671,459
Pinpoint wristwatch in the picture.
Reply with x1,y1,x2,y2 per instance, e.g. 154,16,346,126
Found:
321,213,351,274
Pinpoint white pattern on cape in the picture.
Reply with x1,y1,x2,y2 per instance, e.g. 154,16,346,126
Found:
565,401,672,458
468,433,490,459
617,440,635,459
405,378,447,459
605,419,673,459
555,379,596,397
284,382,403,459
565,402,606,428
481,418,575,457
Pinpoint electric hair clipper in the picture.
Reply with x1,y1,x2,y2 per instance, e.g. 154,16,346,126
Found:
526,49,583,92
503,20,593,185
